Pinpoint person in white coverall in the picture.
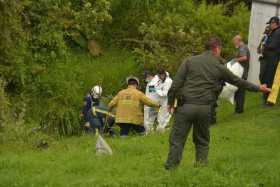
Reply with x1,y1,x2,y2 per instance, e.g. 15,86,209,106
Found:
144,70,173,133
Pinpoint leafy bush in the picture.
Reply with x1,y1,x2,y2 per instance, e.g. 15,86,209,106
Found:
1,0,112,91
0,1,29,92
136,1,250,72
109,0,250,73
0,80,10,129
24,0,112,64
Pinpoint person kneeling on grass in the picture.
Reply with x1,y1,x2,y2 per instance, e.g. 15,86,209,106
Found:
80,85,115,134
108,76,160,137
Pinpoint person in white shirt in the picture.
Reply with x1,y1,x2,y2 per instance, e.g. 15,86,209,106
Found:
144,69,173,133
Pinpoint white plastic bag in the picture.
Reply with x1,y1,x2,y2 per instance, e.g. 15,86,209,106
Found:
219,60,244,104
96,131,113,155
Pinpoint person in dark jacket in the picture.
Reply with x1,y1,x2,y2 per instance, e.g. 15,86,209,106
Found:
81,85,115,134
165,37,271,170
258,26,272,83
260,16,280,106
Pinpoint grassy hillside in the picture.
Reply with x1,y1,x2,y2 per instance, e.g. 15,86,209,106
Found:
1,94,280,187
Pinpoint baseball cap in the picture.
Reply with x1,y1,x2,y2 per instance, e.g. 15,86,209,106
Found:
267,16,280,24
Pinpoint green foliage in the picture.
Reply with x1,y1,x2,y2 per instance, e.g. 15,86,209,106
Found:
24,0,112,64
0,1,29,91
0,80,10,129
0,0,112,88
107,0,159,40
106,0,250,72
130,1,251,72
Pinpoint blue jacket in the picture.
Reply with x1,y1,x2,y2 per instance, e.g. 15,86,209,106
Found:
82,94,100,121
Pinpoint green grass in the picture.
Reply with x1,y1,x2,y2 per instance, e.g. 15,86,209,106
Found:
1,94,280,187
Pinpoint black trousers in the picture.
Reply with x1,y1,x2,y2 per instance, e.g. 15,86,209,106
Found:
117,123,145,136
234,88,246,113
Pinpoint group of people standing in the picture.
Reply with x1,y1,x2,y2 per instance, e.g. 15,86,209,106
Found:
80,16,279,170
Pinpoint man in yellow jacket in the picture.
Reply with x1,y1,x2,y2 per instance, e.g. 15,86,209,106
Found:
109,76,160,136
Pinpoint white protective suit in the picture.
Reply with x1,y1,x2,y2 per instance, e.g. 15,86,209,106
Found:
144,73,173,133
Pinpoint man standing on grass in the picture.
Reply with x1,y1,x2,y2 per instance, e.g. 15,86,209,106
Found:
165,37,271,170
232,35,250,114
260,16,280,106
109,76,160,137
144,69,173,133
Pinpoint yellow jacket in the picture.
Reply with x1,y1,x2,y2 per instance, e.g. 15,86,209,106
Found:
109,86,159,125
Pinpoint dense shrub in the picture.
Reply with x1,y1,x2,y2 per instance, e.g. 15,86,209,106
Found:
24,0,112,64
0,1,29,92
0,80,10,129
120,1,250,72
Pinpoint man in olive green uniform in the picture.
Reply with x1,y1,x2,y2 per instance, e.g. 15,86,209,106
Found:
165,37,271,170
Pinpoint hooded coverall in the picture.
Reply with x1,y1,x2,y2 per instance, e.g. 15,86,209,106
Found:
144,73,173,133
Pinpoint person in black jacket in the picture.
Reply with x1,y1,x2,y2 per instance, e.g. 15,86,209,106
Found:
261,16,280,106
258,26,271,83
80,85,115,134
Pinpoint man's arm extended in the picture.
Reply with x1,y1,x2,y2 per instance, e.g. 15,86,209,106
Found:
220,65,270,93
